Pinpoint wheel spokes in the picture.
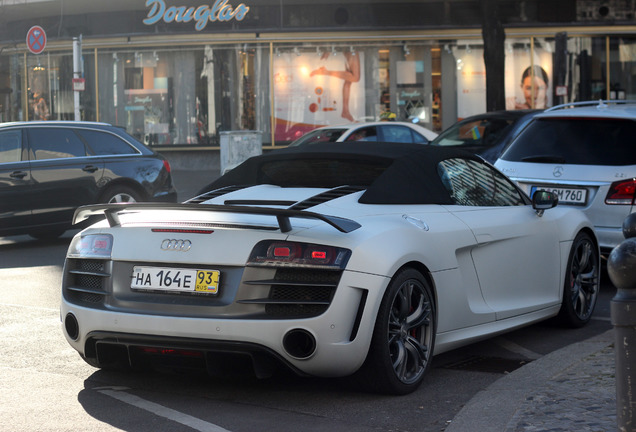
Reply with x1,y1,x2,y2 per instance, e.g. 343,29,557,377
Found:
388,279,433,383
569,239,599,320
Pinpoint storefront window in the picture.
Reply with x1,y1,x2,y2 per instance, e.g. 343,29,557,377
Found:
454,41,486,118
95,44,270,147
3,32,634,148
611,37,635,99
272,42,436,143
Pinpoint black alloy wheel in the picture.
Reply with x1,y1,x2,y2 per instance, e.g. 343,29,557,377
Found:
558,231,599,327
359,268,435,395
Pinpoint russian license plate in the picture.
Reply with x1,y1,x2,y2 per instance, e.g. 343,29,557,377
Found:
531,186,587,205
131,266,220,294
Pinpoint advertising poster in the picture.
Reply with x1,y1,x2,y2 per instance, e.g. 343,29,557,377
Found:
273,50,365,142
505,47,553,110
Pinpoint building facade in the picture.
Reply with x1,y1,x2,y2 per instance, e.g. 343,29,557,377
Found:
1,0,636,149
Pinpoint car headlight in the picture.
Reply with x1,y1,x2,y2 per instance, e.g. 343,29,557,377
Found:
67,234,113,259
247,240,351,270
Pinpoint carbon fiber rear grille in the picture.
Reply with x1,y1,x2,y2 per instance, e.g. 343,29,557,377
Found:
240,268,341,318
64,258,110,306
290,186,365,210
186,185,248,204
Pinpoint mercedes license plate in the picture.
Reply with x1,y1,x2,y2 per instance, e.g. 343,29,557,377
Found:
132,266,220,294
531,186,587,205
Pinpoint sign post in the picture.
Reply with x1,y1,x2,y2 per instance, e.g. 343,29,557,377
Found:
73,36,82,121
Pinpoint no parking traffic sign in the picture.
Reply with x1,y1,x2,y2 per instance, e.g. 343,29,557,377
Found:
26,26,46,55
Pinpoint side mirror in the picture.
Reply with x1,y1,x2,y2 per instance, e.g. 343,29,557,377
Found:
532,190,558,216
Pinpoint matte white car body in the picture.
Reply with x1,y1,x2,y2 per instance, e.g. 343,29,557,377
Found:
60,143,599,394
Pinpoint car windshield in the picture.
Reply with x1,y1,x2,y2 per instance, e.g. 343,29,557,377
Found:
500,117,636,165
288,128,346,146
431,117,514,149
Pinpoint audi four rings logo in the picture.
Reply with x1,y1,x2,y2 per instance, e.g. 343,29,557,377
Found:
161,239,192,252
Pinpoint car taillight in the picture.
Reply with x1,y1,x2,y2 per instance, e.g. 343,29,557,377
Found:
162,159,171,173
248,240,351,269
605,179,636,205
67,234,113,258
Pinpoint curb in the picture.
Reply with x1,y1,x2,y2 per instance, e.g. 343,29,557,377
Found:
445,329,615,432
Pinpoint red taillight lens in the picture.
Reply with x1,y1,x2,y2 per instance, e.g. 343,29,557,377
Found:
267,242,301,261
305,245,335,265
605,179,636,205
162,159,171,173
68,234,113,258
249,240,351,269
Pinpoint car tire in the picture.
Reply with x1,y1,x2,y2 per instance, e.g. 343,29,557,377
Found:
557,231,600,328
358,267,436,395
100,185,142,204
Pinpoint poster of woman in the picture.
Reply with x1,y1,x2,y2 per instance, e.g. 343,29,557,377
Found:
273,49,365,142
505,45,552,110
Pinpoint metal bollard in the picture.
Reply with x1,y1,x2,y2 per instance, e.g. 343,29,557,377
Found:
608,212,636,432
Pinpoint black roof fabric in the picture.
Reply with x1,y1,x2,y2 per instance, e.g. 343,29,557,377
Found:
202,142,485,205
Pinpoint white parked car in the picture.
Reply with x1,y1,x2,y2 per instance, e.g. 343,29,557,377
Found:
61,142,599,395
494,100,636,255
288,121,438,146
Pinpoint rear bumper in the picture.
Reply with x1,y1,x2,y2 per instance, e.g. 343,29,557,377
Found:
81,331,300,378
60,270,388,378
595,226,624,255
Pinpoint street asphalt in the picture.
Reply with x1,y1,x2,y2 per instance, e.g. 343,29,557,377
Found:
171,168,621,432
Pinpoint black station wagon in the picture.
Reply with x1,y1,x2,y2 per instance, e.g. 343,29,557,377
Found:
0,121,177,239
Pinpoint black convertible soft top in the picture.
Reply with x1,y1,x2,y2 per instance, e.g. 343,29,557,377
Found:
201,142,486,205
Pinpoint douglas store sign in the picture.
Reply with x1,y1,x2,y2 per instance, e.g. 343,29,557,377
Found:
143,0,250,30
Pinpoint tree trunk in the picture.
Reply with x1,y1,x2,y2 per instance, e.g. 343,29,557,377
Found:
481,0,506,112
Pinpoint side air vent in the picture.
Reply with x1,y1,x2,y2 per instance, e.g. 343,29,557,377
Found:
186,185,248,204
290,186,365,211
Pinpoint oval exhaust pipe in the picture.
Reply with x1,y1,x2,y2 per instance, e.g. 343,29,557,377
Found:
283,329,316,359
64,313,79,340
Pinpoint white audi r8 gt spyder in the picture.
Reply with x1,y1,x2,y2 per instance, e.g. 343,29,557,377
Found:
61,142,600,395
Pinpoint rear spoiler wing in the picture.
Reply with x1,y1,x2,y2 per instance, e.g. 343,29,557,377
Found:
73,203,361,233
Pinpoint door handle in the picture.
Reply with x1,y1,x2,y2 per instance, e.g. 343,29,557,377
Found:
9,170,28,179
82,165,99,173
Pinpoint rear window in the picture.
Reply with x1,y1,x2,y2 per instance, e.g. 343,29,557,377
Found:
258,158,391,188
76,129,137,155
433,117,514,148
501,117,636,165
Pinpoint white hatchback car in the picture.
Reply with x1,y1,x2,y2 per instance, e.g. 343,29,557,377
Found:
288,121,438,146
495,100,636,254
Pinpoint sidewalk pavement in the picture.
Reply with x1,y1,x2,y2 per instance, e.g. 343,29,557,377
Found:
446,329,617,432
170,168,620,432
